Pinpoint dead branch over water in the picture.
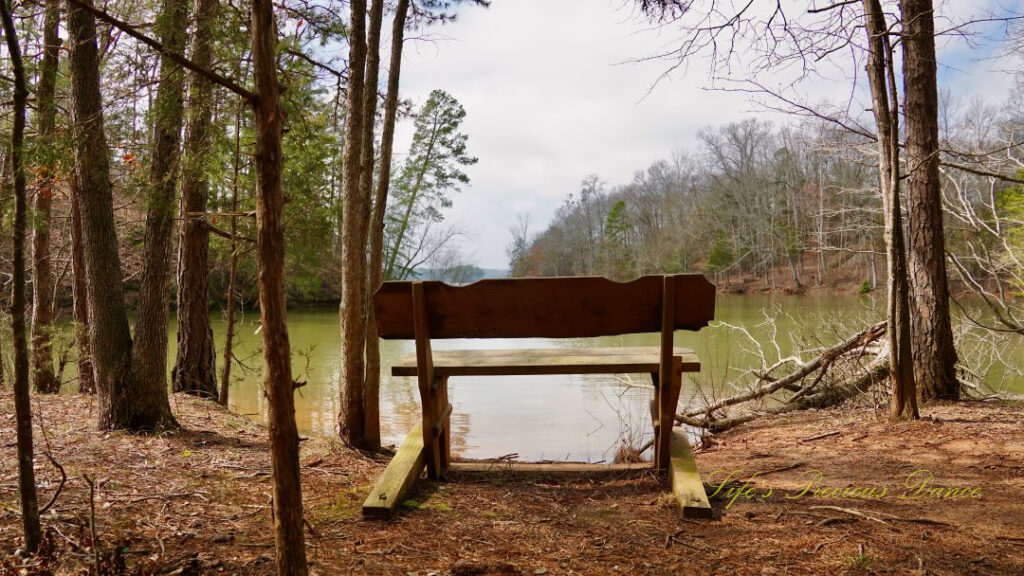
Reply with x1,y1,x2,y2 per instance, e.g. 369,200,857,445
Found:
677,319,891,433
676,312,1022,435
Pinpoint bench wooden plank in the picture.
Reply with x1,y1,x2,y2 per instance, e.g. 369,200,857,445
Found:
450,462,651,474
362,424,427,520
392,347,700,377
670,429,713,519
375,275,715,340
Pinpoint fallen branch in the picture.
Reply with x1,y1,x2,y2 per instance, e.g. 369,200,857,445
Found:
679,321,886,422
678,403,796,433
800,430,840,443
638,438,655,454
38,452,66,514
756,462,805,476
679,355,889,433
809,505,888,525
83,474,101,574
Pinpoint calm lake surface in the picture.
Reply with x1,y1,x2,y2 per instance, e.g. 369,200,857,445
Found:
129,293,1018,462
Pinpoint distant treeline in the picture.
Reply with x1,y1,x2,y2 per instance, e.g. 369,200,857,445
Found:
507,93,1024,295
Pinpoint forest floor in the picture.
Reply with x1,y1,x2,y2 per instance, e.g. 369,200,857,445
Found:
2,393,1023,576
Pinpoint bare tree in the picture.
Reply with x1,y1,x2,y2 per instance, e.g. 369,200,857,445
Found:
506,213,533,276
863,0,917,419
2,0,42,550
941,105,1024,336
30,0,60,394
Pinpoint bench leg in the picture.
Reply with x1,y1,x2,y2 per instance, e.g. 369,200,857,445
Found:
419,377,443,479
655,367,683,470
650,372,662,464
438,377,451,472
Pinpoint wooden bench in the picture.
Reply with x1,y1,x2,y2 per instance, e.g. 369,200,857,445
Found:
362,274,716,520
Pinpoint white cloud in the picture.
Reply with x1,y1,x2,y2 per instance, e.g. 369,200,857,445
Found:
390,0,1017,269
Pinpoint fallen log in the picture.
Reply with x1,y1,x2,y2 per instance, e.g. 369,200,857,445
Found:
677,347,889,433
678,321,887,425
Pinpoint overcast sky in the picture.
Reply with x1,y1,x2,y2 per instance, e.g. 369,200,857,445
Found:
391,0,1019,269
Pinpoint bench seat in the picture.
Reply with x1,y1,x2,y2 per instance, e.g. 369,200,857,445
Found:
391,346,700,377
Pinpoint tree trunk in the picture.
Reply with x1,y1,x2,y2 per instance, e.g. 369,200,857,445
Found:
901,0,959,400
173,0,218,399
340,0,368,448
70,184,95,393
358,0,385,451
816,165,826,287
250,0,309,572
67,0,174,430
863,0,918,420
2,0,42,550
107,0,185,429
365,0,410,451
30,0,60,394
220,98,244,407
131,0,187,409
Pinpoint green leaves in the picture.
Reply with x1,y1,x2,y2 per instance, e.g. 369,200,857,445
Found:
384,90,477,280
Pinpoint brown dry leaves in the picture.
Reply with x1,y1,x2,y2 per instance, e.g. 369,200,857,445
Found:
2,394,1022,575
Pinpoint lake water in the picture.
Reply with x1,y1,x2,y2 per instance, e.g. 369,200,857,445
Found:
153,294,1022,462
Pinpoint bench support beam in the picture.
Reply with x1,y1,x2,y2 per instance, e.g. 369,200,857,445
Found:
656,275,681,470
412,282,450,479
651,366,683,470
362,424,427,519
670,429,713,519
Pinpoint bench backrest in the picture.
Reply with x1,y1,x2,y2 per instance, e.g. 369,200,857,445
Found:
373,274,715,340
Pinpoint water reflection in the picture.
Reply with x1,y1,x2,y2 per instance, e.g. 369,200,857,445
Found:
55,294,1022,461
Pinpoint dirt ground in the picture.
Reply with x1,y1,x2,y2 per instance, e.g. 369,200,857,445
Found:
2,393,1022,575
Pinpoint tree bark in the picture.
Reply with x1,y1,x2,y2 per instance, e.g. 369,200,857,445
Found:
863,0,918,420
30,0,60,394
250,0,309,572
129,0,187,422
901,0,959,400
220,98,244,407
173,0,218,399
365,0,410,451
67,0,174,430
2,0,42,550
339,0,368,448
358,0,385,451
70,183,95,393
